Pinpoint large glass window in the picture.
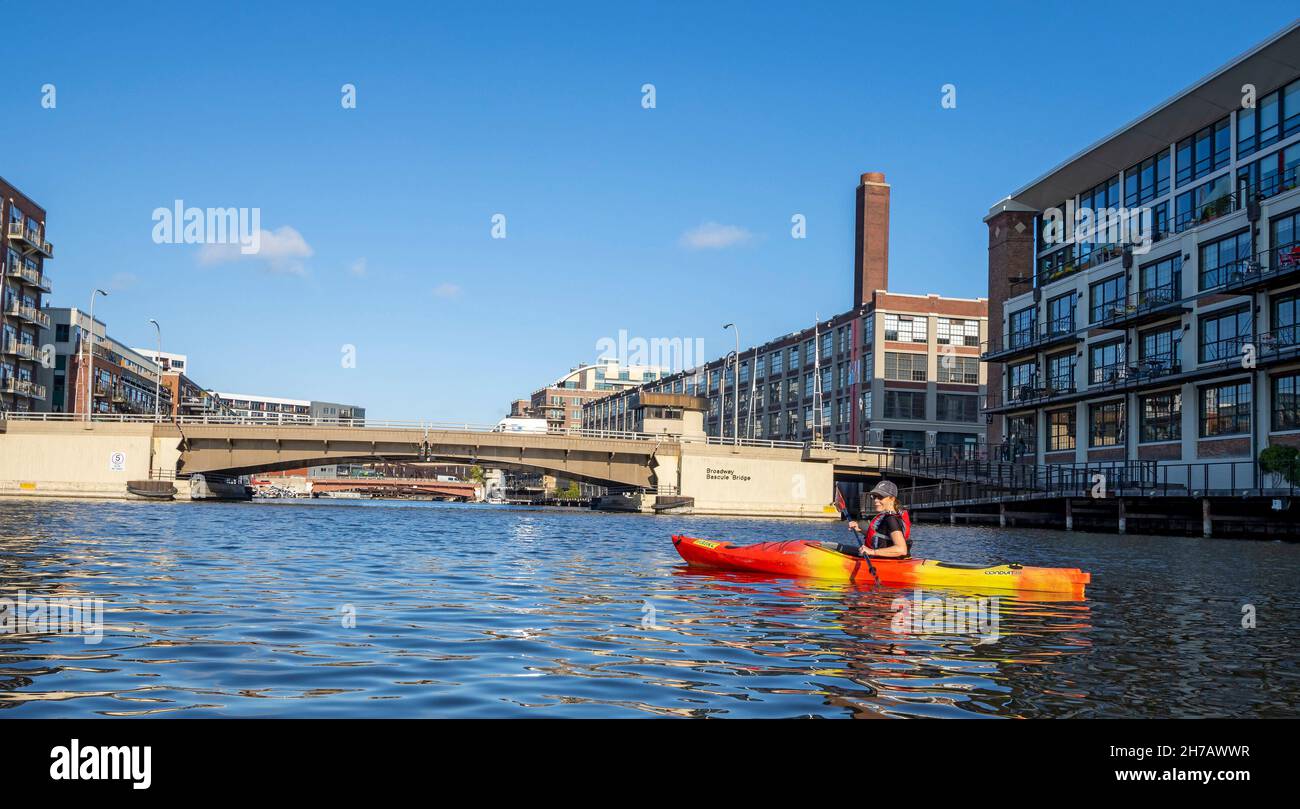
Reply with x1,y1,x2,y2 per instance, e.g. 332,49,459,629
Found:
1046,293,1074,334
1272,209,1300,271
1008,361,1037,399
1175,173,1234,233
1047,408,1075,452
1139,325,1182,373
1089,401,1125,447
1089,340,1126,384
1140,391,1181,443
1200,381,1251,437
1006,414,1036,454
1199,307,1251,363
883,352,926,381
883,390,926,420
1089,275,1125,323
1272,293,1300,350
936,393,978,422
1008,306,1036,346
1124,149,1171,207
1274,372,1300,431
882,429,925,451
936,356,979,384
936,317,980,347
1138,254,1181,304
884,314,927,343
1199,231,1252,290
1046,351,1076,392
1176,117,1230,186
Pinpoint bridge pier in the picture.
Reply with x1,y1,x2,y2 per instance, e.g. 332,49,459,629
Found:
1064,498,1073,531
1202,497,1212,538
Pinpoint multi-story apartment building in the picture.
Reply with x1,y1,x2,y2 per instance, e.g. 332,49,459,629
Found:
215,392,365,424
132,349,189,375
43,308,174,416
584,172,989,451
983,23,1300,471
526,360,669,430
0,177,54,413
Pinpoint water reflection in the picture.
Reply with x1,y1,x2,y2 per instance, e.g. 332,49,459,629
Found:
0,499,1296,717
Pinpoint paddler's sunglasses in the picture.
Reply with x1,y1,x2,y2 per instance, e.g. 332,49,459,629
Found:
870,494,885,500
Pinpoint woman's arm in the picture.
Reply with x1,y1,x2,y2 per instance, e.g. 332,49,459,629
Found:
868,529,909,558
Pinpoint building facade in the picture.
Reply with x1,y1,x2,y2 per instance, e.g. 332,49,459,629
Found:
584,172,988,450
43,308,174,417
215,392,365,424
0,177,54,413
983,23,1300,473
526,360,669,430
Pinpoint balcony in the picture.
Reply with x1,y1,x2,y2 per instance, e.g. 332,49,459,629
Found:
0,338,38,361
1093,283,1189,329
3,302,51,329
4,221,48,254
4,262,51,293
1089,352,1181,392
982,316,1079,362
984,378,1076,412
1202,241,1300,296
2,377,46,400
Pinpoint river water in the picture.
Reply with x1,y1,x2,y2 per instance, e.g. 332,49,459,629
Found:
1,499,1296,718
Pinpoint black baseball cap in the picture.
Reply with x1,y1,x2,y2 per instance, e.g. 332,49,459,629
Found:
869,481,898,498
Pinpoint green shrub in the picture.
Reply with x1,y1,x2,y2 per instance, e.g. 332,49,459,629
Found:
1258,445,1300,486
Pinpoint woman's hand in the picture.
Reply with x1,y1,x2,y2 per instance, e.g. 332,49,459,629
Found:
858,546,872,557
847,520,860,533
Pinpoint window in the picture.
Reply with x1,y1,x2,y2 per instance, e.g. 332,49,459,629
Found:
1274,372,1300,431
1175,117,1230,186
936,317,979,347
1089,340,1126,385
1175,173,1234,233
1089,401,1125,447
1139,325,1181,372
1140,392,1182,443
883,390,926,420
1273,293,1300,350
1006,414,1035,452
1271,209,1300,269
936,432,978,456
882,429,925,451
55,324,69,342
1046,351,1076,392
883,352,926,381
1008,306,1036,346
936,356,979,384
1047,408,1075,451
884,314,926,343
1199,307,1251,363
936,393,977,422
803,374,814,399
1046,293,1074,334
1124,149,1171,207
1198,231,1251,290
770,351,783,375
1008,361,1037,399
1238,79,1299,159
1200,381,1251,437
820,333,833,360
1077,175,1121,242
789,345,800,370
1089,275,1125,323
1138,254,1181,304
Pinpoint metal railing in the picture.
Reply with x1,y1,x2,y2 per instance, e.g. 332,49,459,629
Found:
904,459,1295,508
1,378,46,399
982,316,1079,358
2,302,50,328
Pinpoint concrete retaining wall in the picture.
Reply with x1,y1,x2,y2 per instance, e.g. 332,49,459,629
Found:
676,444,839,519
0,421,180,500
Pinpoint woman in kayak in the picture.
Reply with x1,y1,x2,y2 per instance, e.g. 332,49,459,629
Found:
847,481,911,558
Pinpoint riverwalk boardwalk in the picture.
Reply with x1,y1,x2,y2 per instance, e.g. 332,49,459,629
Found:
0,413,897,519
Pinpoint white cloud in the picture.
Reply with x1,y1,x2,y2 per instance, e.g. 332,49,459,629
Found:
433,283,462,299
198,226,314,276
349,258,368,277
679,221,753,250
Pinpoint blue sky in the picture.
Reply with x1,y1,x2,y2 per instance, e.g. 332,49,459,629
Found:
5,2,1295,420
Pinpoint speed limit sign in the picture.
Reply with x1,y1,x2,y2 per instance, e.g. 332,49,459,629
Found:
109,451,126,472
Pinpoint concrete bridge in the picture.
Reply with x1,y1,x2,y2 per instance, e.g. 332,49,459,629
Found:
0,414,901,518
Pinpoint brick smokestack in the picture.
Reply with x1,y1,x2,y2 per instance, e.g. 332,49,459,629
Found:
854,172,890,307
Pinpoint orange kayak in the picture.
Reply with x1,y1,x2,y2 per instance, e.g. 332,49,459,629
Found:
672,535,1090,597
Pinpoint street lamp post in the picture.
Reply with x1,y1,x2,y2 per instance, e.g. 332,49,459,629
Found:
84,288,108,424
723,323,740,445
148,319,162,422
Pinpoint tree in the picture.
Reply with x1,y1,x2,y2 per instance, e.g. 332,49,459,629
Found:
467,465,486,485
1258,445,1300,487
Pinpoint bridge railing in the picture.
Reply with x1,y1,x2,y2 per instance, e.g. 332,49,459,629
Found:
1,412,904,458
